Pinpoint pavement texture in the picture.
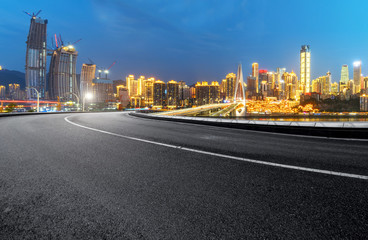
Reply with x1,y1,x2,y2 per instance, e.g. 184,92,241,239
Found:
0,112,367,239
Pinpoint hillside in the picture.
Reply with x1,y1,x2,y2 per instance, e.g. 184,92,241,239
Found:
0,69,26,89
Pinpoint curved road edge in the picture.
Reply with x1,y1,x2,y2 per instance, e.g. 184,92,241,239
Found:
129,112,368,140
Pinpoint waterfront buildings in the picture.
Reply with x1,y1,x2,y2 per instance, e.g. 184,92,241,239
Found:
25,14,48,99
48,45,79,101
300,45,311,94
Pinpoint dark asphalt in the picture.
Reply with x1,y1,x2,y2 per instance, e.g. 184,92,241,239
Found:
1,112,367,239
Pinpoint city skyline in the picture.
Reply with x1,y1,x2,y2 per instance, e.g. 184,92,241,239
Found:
1,1,368,84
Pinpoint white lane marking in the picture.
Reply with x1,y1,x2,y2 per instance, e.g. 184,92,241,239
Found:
64,116,368,180
127,113,368,142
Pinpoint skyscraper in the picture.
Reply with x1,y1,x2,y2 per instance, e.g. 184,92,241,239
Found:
80,64,96,101
25,13,48,99
353,61,361,94
300,45,311,94
340,65,349,92
167,80,179,107
48,45,79,100
252,63,259,93
225,73,236,101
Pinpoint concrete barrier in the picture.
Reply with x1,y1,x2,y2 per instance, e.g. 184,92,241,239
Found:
130,112,368,139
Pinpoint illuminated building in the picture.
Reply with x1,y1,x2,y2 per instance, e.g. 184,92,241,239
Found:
0,66,2,71
195,81,220,105
80,64,96,102
340,65,349,92
282,71,298,100
252,63,259,93
300,45,311,93
311,78,321,93
126,75,138,97
25,13,47,99
363,77,368,93
48,45,79,101
353,61,361,94
167,80,179,107
143,77,155,106
311,72,331,97
361,94,368,111
321,71,331,96
0,85,5,99
138,76,145,96
331,82,338,96
153,80,166,108
225,73,236,101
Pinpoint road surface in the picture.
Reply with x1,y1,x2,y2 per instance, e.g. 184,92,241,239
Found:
1,112,367,239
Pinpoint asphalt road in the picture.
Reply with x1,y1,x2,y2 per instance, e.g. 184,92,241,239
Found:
1,112,368,239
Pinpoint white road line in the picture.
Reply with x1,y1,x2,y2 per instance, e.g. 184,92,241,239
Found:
64,116,368,181
127,113,368,142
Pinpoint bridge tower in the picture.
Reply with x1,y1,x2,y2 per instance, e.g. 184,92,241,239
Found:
233,63,246,112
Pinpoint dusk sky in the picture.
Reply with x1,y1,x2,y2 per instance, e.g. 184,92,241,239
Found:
1,0,368,84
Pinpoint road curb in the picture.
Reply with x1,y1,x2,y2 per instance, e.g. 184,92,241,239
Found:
130,112,368,139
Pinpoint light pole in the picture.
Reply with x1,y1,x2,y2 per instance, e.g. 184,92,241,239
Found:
26,87,39,112
65,92,80,111
82,93,93,112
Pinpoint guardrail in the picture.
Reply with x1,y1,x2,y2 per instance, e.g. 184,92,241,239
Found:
130,112,368,139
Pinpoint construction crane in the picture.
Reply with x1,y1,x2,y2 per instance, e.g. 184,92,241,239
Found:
23,10,42,19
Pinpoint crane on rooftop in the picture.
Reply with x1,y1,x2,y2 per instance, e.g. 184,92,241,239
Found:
23,10,42,19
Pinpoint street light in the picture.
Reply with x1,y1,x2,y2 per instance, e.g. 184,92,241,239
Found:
26,87,39,112
82,93,93,112
65,92,80,111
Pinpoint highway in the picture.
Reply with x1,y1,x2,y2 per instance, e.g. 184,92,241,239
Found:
1,112,368,239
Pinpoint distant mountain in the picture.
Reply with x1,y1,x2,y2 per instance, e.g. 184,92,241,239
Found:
0,69,26,89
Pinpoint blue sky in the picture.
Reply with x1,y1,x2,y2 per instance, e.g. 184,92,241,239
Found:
1,0,368,84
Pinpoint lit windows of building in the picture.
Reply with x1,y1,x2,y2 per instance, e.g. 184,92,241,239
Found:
300,45,311,93
195,81,220,106
225,73,236,101
252,63,259,93
167,80,179,107
153,80,166,108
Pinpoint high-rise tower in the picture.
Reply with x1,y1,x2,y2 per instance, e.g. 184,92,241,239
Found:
340,65,349,92
25,11,48,99
48,45,79,100
80,63,96,101
353,61,361,94
300,45,311,94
